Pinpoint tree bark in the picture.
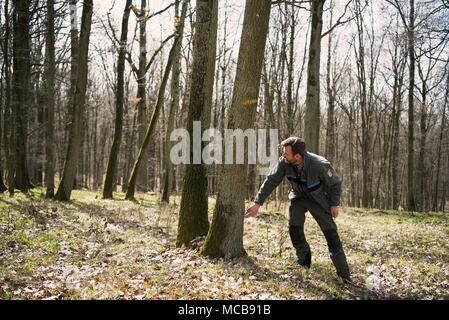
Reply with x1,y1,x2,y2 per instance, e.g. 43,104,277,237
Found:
416,66,427,211
11,0,32,193
325,2,335,162
304,0,325,154
103,0,132,199
3,0,15,195
392,61,405,209
54,0,93,201
407,0,416,211
0,0,10,193
201,0,271,258
69,0,79,118
176,0,218,247
45,0,56,198
136,0,149,191
433,71,448,211
286,2,296,136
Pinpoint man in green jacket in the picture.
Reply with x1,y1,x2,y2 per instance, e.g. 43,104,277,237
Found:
244,137,351,283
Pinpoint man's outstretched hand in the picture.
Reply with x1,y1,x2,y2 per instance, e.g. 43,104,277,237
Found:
244,203,260,218
331,206,340,218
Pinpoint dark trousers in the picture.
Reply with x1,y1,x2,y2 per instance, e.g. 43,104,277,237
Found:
288,198,350,279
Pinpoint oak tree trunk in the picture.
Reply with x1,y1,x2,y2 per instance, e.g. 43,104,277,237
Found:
201,0,271,258
176,0,218,247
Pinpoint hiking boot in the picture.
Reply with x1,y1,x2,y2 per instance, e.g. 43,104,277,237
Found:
298,250,311,268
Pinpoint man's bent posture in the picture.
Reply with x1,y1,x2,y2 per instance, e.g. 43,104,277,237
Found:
244,137,351,283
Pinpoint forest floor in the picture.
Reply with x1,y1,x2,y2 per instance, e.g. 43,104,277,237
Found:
0,189,448,300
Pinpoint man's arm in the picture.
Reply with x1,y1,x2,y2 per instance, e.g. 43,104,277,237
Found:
245,159,285,218
253,157,286,206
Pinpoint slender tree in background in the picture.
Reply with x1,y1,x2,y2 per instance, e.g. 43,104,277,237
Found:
0,72,5,192
304,0,325,154
68,0,79,186
407,0,416,211
44,0,56,198
353,0,376,208
54,0,93,201
325,0,335,163
176,0,218,247
103,0,133,199
433,70,448,211
390,19,407,210
136,0,149,191
201,0,271,258
125,1,188,201
69,0,78,119
161,0,188,203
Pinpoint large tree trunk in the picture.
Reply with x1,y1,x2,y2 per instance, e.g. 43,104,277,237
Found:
201,0,271,258
103,0,132,199
45,0,56,198
176,0,218,247
161,0,187,203
54,0,93,201
125,2,187,201
11,0,32,194
304,0,324,154
176,0,218,246
407,0,416,211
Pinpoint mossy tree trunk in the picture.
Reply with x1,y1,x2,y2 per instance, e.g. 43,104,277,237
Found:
201,0,271,258
176,0,218,247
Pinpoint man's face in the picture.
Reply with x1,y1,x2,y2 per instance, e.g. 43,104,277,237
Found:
282,146,302,165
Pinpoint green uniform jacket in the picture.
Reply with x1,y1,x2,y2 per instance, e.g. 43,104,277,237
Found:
254,152,342,213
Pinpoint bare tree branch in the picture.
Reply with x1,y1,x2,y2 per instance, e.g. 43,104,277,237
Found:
321,0,354,38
